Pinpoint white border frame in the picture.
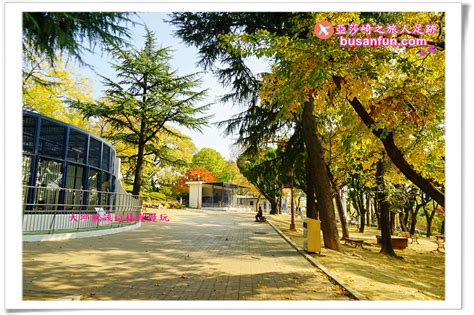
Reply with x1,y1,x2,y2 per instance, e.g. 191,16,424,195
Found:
4,0,462,310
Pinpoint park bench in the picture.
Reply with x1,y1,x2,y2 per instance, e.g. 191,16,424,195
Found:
400,231,419,244
343,237,364,249
376,235,408,249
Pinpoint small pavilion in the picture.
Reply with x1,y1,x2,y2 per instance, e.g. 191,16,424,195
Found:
186,181,248,209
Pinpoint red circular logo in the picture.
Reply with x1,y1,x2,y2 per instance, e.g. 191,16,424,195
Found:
314,21,334,39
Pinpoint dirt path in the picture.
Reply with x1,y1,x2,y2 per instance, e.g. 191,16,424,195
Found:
267,214,445,300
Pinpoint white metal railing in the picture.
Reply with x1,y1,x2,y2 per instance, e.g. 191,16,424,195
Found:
22,185,142,234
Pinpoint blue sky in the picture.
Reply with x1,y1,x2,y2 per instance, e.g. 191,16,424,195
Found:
74,12,270,161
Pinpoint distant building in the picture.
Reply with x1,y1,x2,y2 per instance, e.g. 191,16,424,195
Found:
186,181,268,211
235,195,272,213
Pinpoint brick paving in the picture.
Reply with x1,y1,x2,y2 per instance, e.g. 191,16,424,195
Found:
23,209,351,300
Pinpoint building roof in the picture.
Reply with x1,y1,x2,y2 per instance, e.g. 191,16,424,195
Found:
204,182,247,189
23,109,115,148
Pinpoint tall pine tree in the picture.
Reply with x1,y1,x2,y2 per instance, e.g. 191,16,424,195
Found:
71,29,211,195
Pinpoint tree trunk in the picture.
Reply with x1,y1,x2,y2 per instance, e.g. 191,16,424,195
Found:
302,98,340,251
353,95,444,207
132,141,145,195
390,211,396,235
409,206,421,235
255,190,278,214
366,194,371,227
261,191,278,215
399,212,408,232
376,158,399,258
425,212,434,238
255,194,261,212
305,158,318,219
349,194,359,220
269,200,278,215
374,197,381,230
333,77,444,207
327,166,349,239
424,202,437,238
334,188,349,239
356,190,366,232
349,178,366,232
359,207,366,233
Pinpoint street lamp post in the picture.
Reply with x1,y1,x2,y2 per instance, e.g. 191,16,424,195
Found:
290,185,296,231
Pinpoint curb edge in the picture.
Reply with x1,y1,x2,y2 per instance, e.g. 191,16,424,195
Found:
266,220,369,301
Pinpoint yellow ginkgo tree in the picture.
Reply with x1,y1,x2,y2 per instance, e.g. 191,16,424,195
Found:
23,53,95,130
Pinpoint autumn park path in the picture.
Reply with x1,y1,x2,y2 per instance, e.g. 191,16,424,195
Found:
23,208,350,301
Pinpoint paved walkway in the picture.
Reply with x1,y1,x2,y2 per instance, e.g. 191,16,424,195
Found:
23,209,350,300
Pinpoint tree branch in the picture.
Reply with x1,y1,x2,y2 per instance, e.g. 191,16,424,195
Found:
333,76,445,207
